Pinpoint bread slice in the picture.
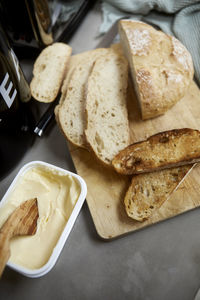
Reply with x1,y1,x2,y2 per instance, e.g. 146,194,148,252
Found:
55,50,99,118
118,20,194,120
124,164,194,221
110,43,124,55
112,128,200,174
30,42,72,103
56,48,109,148
54,53,81,118
85,50,130,165
60,49,106,101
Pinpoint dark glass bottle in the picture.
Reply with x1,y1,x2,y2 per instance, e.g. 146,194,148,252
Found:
0,24,35,179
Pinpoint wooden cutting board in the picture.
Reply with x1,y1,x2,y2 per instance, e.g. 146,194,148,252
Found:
68,80,200,239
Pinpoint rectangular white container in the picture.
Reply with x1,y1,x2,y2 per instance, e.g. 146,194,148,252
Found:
0,161,87,278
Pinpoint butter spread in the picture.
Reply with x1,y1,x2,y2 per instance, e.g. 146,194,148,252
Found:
0,166,81,270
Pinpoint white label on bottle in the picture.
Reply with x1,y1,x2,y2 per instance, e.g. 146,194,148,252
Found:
0,72,17,108
10,48,20,81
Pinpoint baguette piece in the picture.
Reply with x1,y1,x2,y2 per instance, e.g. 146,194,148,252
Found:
30,42,72,103
124,164,194,221
56,48,109,148
112,128,200,174
85,50,130,165
118,20,194,120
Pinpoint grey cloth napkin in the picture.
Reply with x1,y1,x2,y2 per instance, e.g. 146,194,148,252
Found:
100,0,200,86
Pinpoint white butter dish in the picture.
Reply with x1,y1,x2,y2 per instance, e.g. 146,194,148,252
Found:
0,161,87,278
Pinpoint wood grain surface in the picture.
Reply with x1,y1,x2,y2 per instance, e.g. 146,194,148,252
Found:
68,79,200,239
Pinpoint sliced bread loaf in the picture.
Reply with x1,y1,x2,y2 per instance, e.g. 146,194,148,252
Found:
56,48,109,148
112,128,200,174
118,20,194,120
30,42,72,103
124,164,194,221
85,50,130,165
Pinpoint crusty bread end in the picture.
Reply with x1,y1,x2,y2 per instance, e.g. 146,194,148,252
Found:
118,20,194,120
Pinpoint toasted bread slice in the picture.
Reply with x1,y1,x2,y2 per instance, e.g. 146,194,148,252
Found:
30,43,72,103
112,128,200,174
85,50,130,165
56,48,109,148
124,164,194,221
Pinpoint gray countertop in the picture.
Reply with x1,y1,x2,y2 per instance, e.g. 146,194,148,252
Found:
1,2,200,300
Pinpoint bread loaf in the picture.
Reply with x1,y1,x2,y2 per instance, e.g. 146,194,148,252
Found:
56,48,109,148
85,50,130,165
118,20,194,120
112,128,200,174
30,43,72,103
124,164,193,221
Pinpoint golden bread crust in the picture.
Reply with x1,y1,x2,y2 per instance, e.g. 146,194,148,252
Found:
118,20,194,119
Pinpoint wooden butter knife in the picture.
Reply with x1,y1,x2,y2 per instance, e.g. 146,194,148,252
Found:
0,198,39,277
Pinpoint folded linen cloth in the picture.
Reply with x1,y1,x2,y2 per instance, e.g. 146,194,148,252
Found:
100,0,200,86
